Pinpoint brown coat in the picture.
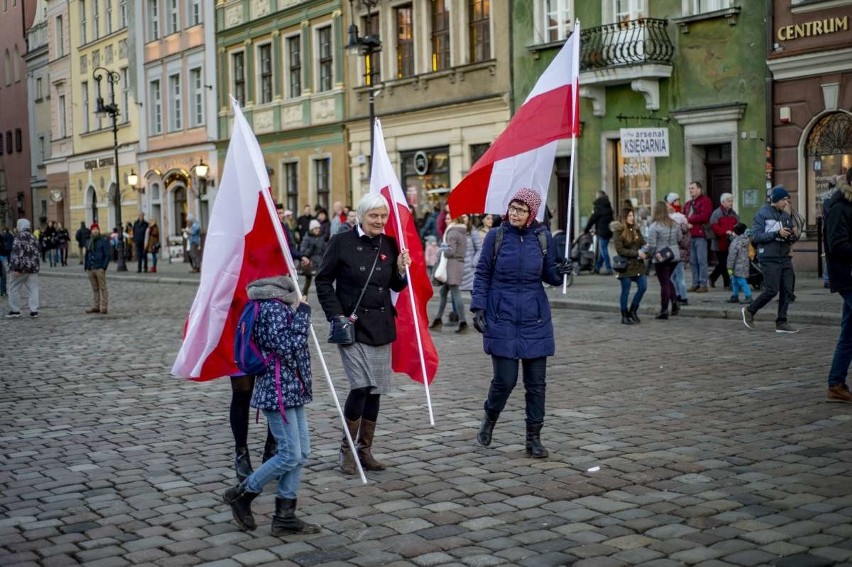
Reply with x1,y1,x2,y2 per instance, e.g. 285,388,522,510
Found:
611,220,646,278
442,224,468,286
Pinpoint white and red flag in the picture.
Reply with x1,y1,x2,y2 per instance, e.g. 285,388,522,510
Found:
172,102,291,381
370,119,439,392
448,25,580,219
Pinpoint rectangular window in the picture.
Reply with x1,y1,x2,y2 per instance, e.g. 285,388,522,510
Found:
15,129,22,152
692,0,726,13
363,13,381,84
232,51,245,105
58,93,67,138
190,67,204,126
613,0,645,22
468,0,490,63
259,44,273,104
169,73,182,130
80,0,87,43
82,80,90,132
106,0,113,34
285,162,299,212
35,77,43,100
470,143,489,165
120,0,127,27
396,5,414,78
150,79,162,134
168,0,178,34
55,15,64,56
189,0,201,25
0,135,3,154
431,0,450,71
121,67,129,124
287,36,301,98
92,0,99,40
542,0,573,42
5,132,11,153
317,26,333,92
38,135,45,162
148,0,159,41
315,158,330,211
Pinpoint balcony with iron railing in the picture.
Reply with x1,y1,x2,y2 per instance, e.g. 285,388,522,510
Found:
578,18,674,116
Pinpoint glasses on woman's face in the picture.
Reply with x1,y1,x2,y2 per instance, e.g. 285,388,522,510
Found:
508,205,530,216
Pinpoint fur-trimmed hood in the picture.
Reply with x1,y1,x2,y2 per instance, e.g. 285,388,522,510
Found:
838,180,852,203
609,220,624,233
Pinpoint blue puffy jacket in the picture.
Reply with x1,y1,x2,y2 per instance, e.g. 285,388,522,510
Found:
84,235,111,271
470,221,562,359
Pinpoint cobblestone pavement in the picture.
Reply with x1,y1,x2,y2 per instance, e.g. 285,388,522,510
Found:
1,274,850,567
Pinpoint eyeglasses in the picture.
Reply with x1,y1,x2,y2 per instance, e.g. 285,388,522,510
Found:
508,205,530,216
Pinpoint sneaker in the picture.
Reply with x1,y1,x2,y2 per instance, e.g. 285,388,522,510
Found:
5,311,21,318
828,384,852,403
29,312,38,318
775,322,799,334
741,307,754,330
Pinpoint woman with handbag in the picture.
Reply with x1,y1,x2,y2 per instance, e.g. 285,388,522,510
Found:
145,219,160,273
644,201,684,320
611,208,648,325
298,220,327,297
430,212,469,332
315,193,411,475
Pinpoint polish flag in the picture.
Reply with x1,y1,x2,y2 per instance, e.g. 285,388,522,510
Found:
448,26,580,219
172,102,293,381
371,119,439,385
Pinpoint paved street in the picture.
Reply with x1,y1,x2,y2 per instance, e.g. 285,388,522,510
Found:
1,271,851,567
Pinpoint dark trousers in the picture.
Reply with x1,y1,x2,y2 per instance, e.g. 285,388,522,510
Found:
484,356,546,425
829,290,852,387
709,250,731,288
748,258,794,323
135,243,147,272
655,261,677,311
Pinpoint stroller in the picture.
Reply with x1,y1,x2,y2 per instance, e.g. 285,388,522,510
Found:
570,232,597,274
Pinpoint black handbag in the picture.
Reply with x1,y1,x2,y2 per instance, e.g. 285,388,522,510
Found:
612,255,629,273
654,247,676,264
328,237,382,345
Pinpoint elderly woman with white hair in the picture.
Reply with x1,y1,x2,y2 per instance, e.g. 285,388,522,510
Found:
709,192,739,290
315,192,411,475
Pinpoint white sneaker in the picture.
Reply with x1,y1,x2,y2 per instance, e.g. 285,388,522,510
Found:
741,307,754,330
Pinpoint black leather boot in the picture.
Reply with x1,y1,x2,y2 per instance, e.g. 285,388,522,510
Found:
656,310,669,320
234,446,253,483
271,497,321,536
339,417,361,475
525,423,549,458
476,411,499,447
628,304,641,323
222,482,260,531
620,309,633,325
671,301,680,316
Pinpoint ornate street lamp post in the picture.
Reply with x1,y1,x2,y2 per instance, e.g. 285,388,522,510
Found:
193,159,209,229
93,66,127,272
346,0,382,163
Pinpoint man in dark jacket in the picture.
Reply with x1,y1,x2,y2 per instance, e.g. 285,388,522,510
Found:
583,190,614,274
75,221,90,264
84,224,111,314
825,170,852,402
741,186,799,333
132,213,149,273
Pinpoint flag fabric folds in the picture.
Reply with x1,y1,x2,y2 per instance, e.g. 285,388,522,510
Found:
448,28,580,219
370,119,439,385
172,102,290,381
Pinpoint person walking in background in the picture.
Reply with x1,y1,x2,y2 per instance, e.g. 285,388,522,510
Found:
726,223,753,305
56,222,70,267
644,201,684,320
0,226,13,297
666,193,691,306
133,213,149,273
709,193,739,290
472,188,572,458
583,190,615,275
298,219,327,297
478,214,496,241
824,169,852,402
315,193,411,475
146,219,160,273
84,224,111,315
611,208,647,325
430,210,469,333
75,221,90,265
43,221,58,267
6,219,40,319
185,214,202,273
424,235,439,279
683,181,713,292
742,186,800,333
459,214,482,299
296,205,313,244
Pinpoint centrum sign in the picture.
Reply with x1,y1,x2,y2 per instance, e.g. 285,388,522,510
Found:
620,128,670,158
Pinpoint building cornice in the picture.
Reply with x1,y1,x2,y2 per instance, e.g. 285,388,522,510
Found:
768,47,852,80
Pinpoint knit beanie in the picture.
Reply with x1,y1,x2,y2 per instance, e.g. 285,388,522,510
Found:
507,188,541,228
770,186,790,203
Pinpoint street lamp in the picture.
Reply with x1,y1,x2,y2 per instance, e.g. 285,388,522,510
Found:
346,0,382,165
193,159,209,230
127,169,139,190
93,65,127,272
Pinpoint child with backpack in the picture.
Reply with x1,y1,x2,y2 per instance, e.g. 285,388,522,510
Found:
726,223,753,304
223,275,320,537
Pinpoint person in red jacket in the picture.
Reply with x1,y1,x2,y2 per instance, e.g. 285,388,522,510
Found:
683,181,713,292
708,193,739,289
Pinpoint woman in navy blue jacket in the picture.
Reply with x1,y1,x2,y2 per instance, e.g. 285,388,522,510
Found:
471,188,571,458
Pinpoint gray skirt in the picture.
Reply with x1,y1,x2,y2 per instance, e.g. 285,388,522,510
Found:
338,342,392,395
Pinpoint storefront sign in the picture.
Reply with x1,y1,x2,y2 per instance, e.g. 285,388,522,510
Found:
776,16,848,41
620,128,669,158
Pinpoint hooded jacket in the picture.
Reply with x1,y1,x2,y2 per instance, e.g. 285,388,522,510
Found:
610,220,645,278
751,203,799,260
825,180,852,293
9,221,40,274
584,195,614,240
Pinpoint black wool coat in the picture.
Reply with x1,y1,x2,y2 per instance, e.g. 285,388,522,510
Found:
315,228,408,346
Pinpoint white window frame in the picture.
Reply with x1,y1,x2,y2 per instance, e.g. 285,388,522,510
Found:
231,50,246,105
121,67,130,124
168,73,182,131
150,79,162,134
92,0,99,40
105,0,113,34
313,156,331,210
80,0,87,44
608,0,646,23
120,0,127,28
35,76,43,100
168,0,178,34
283,159,299,212
257,42,273,104
285,33,301,99
534,0,574,44
684,0,730,15
55,15,64,57
188,0,201,25
148,0,160,42
189,66,204,127
315,25,333,93
57,92,67,138
82,80,90,133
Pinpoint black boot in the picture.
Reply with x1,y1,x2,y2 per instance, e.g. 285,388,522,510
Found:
476,411,499,447
628,304,641,324
223,482,260,531
620,309,633,325
271,497,321,536
234,446,253,483
655,310,669,320
671,301,680,316
525,423,549,459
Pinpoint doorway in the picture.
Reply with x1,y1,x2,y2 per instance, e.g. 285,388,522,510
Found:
702,143,732,207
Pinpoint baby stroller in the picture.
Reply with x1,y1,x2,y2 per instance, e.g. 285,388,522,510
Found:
748,260,764,291
570,232,596,274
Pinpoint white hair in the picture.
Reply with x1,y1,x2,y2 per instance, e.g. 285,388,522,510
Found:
356,193,389,224
720,193,733,203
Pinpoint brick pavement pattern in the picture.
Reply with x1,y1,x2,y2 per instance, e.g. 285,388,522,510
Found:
1,274,851,566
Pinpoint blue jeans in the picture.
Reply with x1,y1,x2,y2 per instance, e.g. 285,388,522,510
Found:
829,290,852,387
619,275,647,311
484,356,546,425
595,238,612,272
436,284,466,324
730,276,752,300
671,262,688,300
245,406,310,499
690,238,708,286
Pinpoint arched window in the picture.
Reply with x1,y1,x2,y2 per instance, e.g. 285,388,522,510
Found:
805,111,852,224
87,186,98,225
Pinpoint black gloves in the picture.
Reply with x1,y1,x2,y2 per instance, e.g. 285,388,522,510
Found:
472,309,486,334
555,258,573,277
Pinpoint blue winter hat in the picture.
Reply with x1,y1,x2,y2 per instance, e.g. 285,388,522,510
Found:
770,186,790,203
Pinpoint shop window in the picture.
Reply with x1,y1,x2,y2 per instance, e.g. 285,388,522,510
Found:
806,111,852,225
400,147,450,217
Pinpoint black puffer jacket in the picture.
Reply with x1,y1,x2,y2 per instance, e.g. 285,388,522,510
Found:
825,181,852,293
584,195,614,240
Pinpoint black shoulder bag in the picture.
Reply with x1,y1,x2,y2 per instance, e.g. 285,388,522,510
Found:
328,236,382,345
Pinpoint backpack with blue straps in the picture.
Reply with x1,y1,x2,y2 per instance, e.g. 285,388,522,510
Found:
234,300,277,376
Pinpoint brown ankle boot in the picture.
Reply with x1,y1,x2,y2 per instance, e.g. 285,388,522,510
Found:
339,417,361,475
357,420,386,471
